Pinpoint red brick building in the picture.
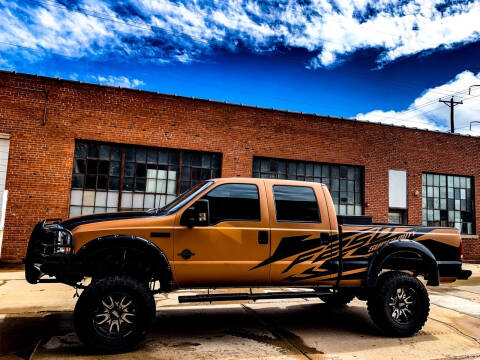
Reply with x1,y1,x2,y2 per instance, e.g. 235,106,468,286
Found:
0,70,478,263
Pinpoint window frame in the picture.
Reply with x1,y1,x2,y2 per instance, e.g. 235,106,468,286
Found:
388,208,407,225
69,140,222,216
202,182,262,225
422,171,475,234
272,184,322,223
253,156,364,216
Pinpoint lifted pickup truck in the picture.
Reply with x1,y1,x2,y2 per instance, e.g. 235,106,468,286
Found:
24,178,471,351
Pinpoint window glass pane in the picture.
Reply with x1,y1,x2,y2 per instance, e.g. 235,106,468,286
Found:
322,165,330,178
136,149,146,162
82,191,95,206
85,175,96,189
97,175,108,190
332,179,339,191
69,206,81,217
389,210,406,225
306,163,313,176
288,162,296,177
72,174,84,188
73,159,85,174
87,145,98,158
203,184,260,223
440,187,446,198
74,142,87,158
99,145,110,160
98,161,109,175
332,166,339,178
111,147,121,161
123,177,133,191
454,176,460,188
427,174,433,185
440,175,446,186
273,185,320,222
70,190,83,206
94,191,107,207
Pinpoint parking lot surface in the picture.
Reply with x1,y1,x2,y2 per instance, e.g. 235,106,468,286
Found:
1,264,480,360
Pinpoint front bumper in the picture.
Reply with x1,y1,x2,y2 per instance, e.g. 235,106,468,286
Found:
23,219,81,284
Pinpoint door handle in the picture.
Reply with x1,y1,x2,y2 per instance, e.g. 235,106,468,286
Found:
258,230,269,245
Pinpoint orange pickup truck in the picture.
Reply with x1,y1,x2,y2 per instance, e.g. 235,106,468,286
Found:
24,178,471,351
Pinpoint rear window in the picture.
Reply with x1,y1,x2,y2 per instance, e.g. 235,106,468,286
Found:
273,185,321,222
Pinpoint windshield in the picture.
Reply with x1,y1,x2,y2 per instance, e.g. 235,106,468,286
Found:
157,181,213,214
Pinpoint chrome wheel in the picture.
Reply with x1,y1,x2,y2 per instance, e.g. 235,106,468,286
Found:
388,287,416,324
93,293,136,338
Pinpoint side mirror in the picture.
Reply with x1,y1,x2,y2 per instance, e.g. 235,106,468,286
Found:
180,199,209,227
180,206,196,227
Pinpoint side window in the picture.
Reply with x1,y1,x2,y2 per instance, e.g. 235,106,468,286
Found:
273,185,321,222
203,183,261,224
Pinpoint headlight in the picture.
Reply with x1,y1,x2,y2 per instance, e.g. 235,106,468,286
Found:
55,231,72,254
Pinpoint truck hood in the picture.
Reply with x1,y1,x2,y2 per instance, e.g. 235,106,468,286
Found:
61,210,162,230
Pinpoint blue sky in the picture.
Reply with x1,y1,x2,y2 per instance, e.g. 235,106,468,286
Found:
1,0,480,134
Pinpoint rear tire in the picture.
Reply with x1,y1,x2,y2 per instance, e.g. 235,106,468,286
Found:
367,271,429,337
320,290,355,306
74,276,155,353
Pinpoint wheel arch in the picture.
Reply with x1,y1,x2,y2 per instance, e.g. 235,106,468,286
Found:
75,235,173,291
366,240,439,287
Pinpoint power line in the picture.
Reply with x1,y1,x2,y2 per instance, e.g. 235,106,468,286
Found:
374,91,480,129
366,86,475,126
6,0,480,129
26,0,210,44
18,0,480,101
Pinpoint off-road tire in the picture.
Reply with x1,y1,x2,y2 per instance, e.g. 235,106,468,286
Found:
320,290,355,306
367,271,429,337
74,276,155,353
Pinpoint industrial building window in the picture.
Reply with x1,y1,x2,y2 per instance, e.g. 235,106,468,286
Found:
252,157,363,216
422,173,474,234
69,141,221,216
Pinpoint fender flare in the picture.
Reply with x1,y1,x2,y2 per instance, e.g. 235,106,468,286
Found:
75,234,173,290
366,240,439,287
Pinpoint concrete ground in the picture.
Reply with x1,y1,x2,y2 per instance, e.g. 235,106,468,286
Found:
1,264,480,360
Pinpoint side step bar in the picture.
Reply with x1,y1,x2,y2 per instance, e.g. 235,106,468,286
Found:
178,290,330,303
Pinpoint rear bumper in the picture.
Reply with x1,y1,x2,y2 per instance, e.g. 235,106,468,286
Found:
23,219,81,285
437,261,472,281
458,269,472,280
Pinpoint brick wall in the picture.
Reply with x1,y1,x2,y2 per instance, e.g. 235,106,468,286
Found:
0,71,479,262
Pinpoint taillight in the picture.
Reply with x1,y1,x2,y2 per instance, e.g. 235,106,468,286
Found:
460,237,464,260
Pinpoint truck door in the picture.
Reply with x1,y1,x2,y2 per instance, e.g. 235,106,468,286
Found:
173,181,270,286
256,181,335,285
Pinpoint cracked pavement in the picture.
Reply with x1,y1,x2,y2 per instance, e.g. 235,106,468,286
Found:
1,263,480,360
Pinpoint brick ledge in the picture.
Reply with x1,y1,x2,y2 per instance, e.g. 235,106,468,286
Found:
461,235,478,240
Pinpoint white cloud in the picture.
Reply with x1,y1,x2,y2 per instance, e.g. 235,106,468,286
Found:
90,75,146,88
1,0,480,67
356,71,480,136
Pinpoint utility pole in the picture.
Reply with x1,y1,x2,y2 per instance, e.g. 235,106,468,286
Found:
439,97,463,133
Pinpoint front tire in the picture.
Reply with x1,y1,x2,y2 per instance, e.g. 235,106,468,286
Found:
74,276,155,353
367,271,429,337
